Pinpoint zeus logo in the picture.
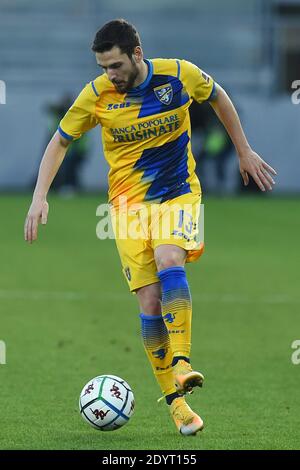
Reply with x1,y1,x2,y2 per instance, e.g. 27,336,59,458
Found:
0,80,6,104
291,80,300,104
107,102,131,110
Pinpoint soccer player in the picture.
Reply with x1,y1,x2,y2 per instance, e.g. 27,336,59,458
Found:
24,19,276,436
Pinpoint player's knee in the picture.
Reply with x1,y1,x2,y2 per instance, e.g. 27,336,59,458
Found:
156,250,185,272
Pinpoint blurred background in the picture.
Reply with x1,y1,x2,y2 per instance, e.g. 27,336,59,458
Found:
1,0,300,451
0,0,299,194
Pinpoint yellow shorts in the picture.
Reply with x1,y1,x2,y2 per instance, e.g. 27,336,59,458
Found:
110,192,204,292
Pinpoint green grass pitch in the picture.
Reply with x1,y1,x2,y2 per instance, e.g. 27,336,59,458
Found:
0,194,299,450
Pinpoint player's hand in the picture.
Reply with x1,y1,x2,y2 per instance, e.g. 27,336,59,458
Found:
239,149,277,191
24,198,49,243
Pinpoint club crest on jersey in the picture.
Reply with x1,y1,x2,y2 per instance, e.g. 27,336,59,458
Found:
153,83,173,105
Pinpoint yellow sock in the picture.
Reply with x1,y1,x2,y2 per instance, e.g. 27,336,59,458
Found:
158,266,192,359
140,313,177,396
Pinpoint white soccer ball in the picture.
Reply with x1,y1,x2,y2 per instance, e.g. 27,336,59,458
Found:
79,375,135,431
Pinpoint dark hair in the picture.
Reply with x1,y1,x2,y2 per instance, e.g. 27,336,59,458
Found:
91,19,141,58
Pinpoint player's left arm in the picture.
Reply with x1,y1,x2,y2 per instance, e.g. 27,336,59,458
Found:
209,84,277,191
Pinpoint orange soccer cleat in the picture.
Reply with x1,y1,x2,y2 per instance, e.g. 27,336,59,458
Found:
170,396,204,436
173,359,204,395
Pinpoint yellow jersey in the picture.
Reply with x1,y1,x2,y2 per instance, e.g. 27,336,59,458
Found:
59,58,215,206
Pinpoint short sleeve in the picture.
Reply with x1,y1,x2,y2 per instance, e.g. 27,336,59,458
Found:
179,60,216,104
58,81,100,140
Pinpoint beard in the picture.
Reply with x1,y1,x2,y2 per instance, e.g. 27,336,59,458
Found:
113,64,139,94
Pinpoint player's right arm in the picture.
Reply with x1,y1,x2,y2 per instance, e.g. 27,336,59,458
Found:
24,131,71,243
24,79,100,243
